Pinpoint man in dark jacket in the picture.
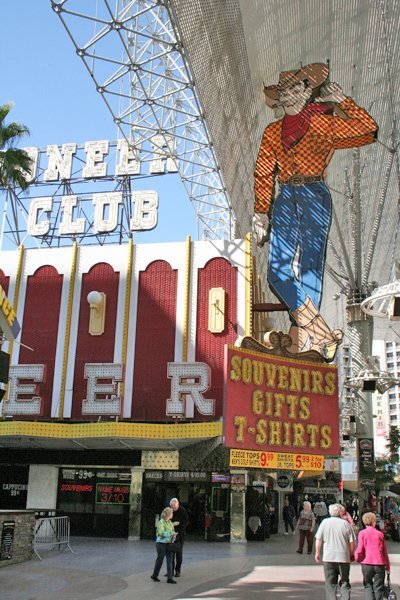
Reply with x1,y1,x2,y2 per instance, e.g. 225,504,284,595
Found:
170,497,189,577
283,499,296,534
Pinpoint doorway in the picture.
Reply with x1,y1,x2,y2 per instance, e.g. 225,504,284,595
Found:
141,481,209,539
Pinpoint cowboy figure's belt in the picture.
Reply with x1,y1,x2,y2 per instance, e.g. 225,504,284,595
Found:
283,175,324,186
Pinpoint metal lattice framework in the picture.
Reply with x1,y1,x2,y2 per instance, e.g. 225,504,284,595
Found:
51,0,234,242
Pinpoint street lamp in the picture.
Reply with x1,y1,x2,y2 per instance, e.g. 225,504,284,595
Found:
346,356,400,395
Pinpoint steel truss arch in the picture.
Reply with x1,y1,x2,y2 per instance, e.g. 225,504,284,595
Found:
51,0,234,242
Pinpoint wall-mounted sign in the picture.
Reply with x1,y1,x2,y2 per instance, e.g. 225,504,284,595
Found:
224,346,340,455
275,475,293,492
1,481,28,504
95,483,131,505
211,473,231,483
0,285,20,340
229,449,324,471
166,362,215,418
144,471,209,483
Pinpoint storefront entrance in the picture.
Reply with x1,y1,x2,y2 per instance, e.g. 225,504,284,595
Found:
246,484,278,540
141,470,230,540
141,474,209,539
57,468,131,537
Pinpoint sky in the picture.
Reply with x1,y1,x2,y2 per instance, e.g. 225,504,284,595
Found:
1,0,199,247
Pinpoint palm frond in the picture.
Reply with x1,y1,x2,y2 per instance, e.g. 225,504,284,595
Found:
0,103,13,125
0,122,30,148
0,103,32,190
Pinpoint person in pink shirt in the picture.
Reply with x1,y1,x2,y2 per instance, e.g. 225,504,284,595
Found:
340,505,355,529
354,512,390,600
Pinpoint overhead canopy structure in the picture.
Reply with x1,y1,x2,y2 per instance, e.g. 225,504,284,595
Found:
48,0,400,341
170,0,400,334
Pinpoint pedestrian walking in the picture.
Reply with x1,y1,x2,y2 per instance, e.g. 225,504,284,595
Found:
340,504,355,530
151,507,177,584
283,499,296,534
354,512,390,600
296,500,316,554
170,497,189,577
314,496,329,526
315,503,356,600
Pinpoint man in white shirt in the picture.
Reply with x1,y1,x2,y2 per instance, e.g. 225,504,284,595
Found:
315,503,355,600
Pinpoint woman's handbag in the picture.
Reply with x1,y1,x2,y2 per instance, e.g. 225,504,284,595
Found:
384,574,397,600
166,541,182,553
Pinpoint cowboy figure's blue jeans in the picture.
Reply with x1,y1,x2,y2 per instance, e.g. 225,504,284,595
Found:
267,182,332,314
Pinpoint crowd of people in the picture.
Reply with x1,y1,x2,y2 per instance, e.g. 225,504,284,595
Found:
149,493,395,598
286,496,393,599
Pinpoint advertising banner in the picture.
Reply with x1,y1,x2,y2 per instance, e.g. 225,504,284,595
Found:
229,448,324,471
224,345,340,455
0,520,15,561
358,438,374,477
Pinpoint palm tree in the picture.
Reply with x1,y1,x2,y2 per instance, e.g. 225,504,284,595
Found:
385,425,400,465
0,103,32,190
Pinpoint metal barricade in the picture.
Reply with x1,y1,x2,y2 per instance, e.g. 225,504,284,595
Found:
34,516,73,560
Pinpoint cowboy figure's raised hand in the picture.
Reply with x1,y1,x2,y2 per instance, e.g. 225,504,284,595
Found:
316,82,346,104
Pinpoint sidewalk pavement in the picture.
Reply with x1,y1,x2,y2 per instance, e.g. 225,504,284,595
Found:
1,532,399,600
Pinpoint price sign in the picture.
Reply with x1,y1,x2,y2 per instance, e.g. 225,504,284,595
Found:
95,483,131,505
229,449,324,471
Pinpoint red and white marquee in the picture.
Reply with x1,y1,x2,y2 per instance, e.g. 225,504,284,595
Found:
0,238,248,422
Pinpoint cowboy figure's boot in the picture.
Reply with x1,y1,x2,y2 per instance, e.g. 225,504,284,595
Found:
287,324,311,354
291,298,343,362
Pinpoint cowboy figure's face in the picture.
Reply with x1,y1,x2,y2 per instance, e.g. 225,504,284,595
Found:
278,80,312,114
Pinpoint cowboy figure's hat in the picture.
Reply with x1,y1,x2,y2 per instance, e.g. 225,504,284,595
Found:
263,63,329,108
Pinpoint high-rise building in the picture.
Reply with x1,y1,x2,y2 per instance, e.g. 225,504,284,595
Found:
372,340,400,456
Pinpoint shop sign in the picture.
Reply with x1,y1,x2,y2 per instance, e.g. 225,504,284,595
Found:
211,473,231,483
224,346,340,455
303,486,339,495
95,483,131,505
145,470,209,482
275,475,293,492
229,448,324,471
0,521,15,561
144,471,164,481
0,466,29,510
164,471,209,482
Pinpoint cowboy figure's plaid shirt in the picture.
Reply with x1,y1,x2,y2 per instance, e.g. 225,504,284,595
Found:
254,97,378,215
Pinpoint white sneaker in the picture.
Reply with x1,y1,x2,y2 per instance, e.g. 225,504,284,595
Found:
292,531,296,535
284,532,289,535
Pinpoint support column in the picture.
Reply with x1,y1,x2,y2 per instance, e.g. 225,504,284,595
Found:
128,467,144,540
346,298,374,497
230,470,247,543
346,299,374,437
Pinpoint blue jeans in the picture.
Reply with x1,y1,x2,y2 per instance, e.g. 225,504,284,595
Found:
153,542,174,579
268,182,332,313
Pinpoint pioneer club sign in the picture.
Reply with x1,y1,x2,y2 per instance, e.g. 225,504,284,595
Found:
20,138,178,238
224,345,340,455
